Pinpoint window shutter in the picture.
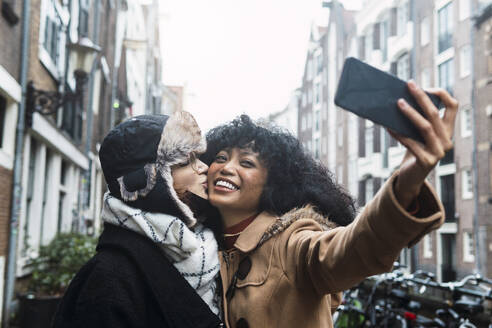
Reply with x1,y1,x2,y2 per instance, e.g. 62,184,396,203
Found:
358,117,365,157
359,36,366,60
358,180,366,207
390,7,397,36
373,125,381,153
373,23,381,50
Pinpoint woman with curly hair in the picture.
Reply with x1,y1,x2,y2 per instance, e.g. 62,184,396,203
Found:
203,81,458,328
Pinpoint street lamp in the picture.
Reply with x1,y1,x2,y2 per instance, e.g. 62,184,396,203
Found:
25,37,101,127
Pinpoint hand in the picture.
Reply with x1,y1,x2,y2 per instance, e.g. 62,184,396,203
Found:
388,80,458,209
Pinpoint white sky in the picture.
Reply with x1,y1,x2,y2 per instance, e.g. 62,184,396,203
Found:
159,0,362,132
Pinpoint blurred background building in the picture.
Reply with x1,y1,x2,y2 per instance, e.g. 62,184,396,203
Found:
287,0,492,282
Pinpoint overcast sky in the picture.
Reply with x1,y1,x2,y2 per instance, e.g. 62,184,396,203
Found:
159,0,361,132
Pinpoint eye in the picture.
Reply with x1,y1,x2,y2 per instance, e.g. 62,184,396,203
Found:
214,153,227,163
241,159,255,167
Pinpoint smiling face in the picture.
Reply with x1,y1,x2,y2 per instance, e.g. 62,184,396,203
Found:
207,147,268,227
172,153,209,200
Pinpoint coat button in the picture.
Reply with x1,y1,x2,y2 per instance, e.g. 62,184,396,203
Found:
236,318,249,328
237,257,252,280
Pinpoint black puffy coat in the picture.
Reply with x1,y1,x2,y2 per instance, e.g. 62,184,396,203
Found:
52,223,223,328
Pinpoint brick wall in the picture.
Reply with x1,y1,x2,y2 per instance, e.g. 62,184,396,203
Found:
0,0,23,81
0,166,13,257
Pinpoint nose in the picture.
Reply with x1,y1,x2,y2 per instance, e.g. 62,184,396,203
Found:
219,160,236,176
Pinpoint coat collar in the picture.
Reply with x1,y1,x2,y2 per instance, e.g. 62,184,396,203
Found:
233,205,337,253
234,211,278,253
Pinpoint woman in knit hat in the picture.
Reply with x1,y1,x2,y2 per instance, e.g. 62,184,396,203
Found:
53,111,223,328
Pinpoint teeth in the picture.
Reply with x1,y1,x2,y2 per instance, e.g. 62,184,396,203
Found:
216,180,238,190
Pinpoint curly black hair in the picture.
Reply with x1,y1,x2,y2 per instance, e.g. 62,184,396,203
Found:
203,115,356,227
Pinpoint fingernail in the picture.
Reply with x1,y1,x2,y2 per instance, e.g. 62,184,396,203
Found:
398,99,407,108
408,80,417,90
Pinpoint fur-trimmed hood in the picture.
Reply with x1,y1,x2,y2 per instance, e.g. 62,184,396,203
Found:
257,204,338,248
99,111,206,227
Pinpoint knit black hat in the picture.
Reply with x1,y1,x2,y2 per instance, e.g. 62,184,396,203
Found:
99,111,206,226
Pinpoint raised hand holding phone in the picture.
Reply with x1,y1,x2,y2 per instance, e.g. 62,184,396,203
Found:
390,81,458,209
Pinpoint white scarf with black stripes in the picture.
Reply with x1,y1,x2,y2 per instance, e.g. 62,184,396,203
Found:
101,193,221,315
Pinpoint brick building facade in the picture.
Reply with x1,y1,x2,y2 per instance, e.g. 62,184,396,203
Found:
0,0,23,322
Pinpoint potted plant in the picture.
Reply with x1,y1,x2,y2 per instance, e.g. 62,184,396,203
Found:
17,233,97,328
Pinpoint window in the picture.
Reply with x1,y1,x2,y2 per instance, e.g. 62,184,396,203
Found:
22,138,37,256
396,2,409,36
459,0,470,21
397,2,409,36
60,84,83,143
314,82,321,105
438,59,454,94
0,94,6,148
461,107,472,137
463,232,475,263
397,53,410,81
78,0,89,37
58,160,68,232
421,68,431,89
307,112,312,129
302,93,306,107
462,169,473,199
314,137,320,159
365,120,374,157
421,16,430,46
307,89,312,104
438,2,453,53
459,45,471,78
423,234,433,258
301,116,306,131
381,19,389,62
315,110,320,132
440,174,456,222
316,54,323,75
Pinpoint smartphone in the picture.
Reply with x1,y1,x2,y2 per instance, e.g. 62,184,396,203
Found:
334,57,442,143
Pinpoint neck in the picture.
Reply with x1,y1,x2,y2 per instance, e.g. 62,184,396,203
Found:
219,208,260,229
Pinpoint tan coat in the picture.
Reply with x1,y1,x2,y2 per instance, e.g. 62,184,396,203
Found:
219,172,444,328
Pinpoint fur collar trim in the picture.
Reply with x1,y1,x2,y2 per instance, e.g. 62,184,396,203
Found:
257,204,338,248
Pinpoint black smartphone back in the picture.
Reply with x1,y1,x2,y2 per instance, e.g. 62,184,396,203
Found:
334,57,442,143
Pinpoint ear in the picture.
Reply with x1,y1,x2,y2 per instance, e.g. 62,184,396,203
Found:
117,163,157,202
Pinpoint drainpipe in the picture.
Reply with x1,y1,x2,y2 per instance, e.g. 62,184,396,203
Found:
2,0,31,326
85,0,101,156
410,0,419,273
470,0,482,275
110,0,120,129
